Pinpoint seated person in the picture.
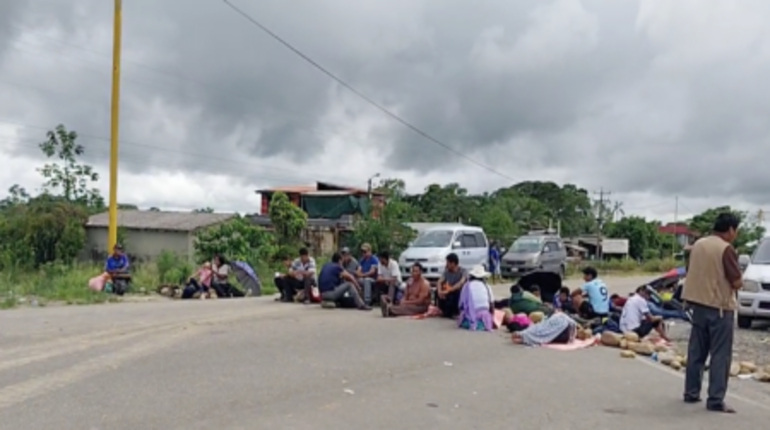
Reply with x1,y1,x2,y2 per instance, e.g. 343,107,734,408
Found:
437,253,467,318
457,265,495,331
318,252,371,311
273,256,295,302
183,262,213,299
619,286,669,341
287,248,317,303
356,243,380,306
382,263,431,317
553,287,575,313
105,244,131,295
569,289,603,327
211,254,244,298
610,294,626,313
374,251,403,304
508,284,550,316
581,266,610,318
511,312,578,346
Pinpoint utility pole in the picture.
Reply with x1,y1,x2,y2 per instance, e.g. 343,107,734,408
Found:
672,196,679,256
107,0,123,250
593,188,611,260
366,173,380,200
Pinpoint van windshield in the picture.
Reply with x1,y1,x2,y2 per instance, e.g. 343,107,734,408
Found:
510,237,542,253
752,240,770,264
412,230,455,248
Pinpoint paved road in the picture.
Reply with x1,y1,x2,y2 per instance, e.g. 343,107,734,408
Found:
1,275,769,429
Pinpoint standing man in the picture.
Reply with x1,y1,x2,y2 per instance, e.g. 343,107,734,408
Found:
682,213,742,413
437,253,467,318
356,243,379,306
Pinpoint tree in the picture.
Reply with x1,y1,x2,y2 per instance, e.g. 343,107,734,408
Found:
37,124,103,209
0,185,30,210
194,216,276,264
268,192,307,247
193,207,215,213
688,206,766,253
604,216,663,260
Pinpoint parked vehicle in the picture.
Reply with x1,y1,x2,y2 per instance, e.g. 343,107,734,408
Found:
398,225,489,283
737,238,770,329
500,231,568,279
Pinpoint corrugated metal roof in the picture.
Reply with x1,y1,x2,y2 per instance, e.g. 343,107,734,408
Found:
86,210,237,232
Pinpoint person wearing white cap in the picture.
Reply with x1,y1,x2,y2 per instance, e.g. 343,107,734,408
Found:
457,265,495,331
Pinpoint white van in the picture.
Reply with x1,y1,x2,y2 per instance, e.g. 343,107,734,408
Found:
737,237,770,329
398,225,489,282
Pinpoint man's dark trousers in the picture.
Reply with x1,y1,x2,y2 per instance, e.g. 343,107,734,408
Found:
684,302,734,409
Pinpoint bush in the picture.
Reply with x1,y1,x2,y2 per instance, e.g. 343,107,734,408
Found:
566,258,680,277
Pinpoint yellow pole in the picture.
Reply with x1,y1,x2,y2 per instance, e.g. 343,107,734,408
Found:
108,0,123,250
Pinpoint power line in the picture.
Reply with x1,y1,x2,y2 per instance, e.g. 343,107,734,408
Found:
220,0,514,181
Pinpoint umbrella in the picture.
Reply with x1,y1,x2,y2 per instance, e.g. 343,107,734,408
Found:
662,266,687,279
232,261,262,297
516,270,562,304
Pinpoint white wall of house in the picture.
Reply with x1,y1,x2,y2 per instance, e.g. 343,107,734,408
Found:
85,227,193,262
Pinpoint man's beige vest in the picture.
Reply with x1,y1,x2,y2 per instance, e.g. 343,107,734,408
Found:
682,235,736,311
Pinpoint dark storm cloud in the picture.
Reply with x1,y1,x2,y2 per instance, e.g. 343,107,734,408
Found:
3,0,770,205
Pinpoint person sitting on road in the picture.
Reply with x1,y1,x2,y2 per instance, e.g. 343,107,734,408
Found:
580,267,610,318
457,265,495,331
507,284,550,316
211,254,244,298
273,256,294,302
287,248,318,304
620,286,669,341
381,263,431,317
356,243,379,306
182,261,213,299
105,244,131,295
437,253,467,318
318,252,371,311
553,286,575,313
374,251,403,305
340,247,360,276
569,289,602,327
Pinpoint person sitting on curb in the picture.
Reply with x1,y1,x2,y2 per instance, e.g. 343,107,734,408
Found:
104,244,131,295
318,252,371,311
374,251,403,305
619,286,669,342
287,248,317,304
356,243,379,306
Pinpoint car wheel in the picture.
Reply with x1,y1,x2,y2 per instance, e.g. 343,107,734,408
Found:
737,316,753,329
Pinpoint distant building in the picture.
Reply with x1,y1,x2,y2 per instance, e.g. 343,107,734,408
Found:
257,181,385,218
84,210,236,262
658,223,696,247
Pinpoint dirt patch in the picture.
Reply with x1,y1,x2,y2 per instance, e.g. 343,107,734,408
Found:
668,321,770,368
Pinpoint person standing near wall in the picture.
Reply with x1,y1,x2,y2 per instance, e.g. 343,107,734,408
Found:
681,212,743,414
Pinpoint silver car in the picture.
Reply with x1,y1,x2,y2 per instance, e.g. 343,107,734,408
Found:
500,233,568,279
737,238,770,329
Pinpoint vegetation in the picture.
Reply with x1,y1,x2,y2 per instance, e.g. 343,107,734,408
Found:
0,123,765,309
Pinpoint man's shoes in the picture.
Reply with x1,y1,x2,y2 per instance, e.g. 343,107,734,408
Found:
358,305,372,311
707,403,736,414
321,301,336,309
683,395,702,404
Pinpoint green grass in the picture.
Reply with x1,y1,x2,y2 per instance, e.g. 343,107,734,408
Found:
0,260,280,309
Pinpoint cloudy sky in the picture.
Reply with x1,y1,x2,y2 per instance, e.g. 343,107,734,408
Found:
0,0,768,225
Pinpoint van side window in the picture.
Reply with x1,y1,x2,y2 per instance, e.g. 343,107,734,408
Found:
544,241,559,253
473,232,487,248
460,233,478,248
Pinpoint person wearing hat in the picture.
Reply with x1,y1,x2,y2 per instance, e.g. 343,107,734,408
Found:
457,265,495,331
340,247,360,275
355,243,380,306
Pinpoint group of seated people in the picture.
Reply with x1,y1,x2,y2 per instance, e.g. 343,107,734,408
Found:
181,254,244,299
503,267,675,346
271,247,683,347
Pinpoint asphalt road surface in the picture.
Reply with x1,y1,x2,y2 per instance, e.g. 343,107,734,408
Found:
2,275,769,429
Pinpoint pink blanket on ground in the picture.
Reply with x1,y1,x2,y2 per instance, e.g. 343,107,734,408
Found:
543,337,597,351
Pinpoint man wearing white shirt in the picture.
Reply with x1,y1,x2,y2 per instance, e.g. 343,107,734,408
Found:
374,251,404,305
620,286,668,341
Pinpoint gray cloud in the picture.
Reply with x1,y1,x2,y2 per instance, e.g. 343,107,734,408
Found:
1,0,770,208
